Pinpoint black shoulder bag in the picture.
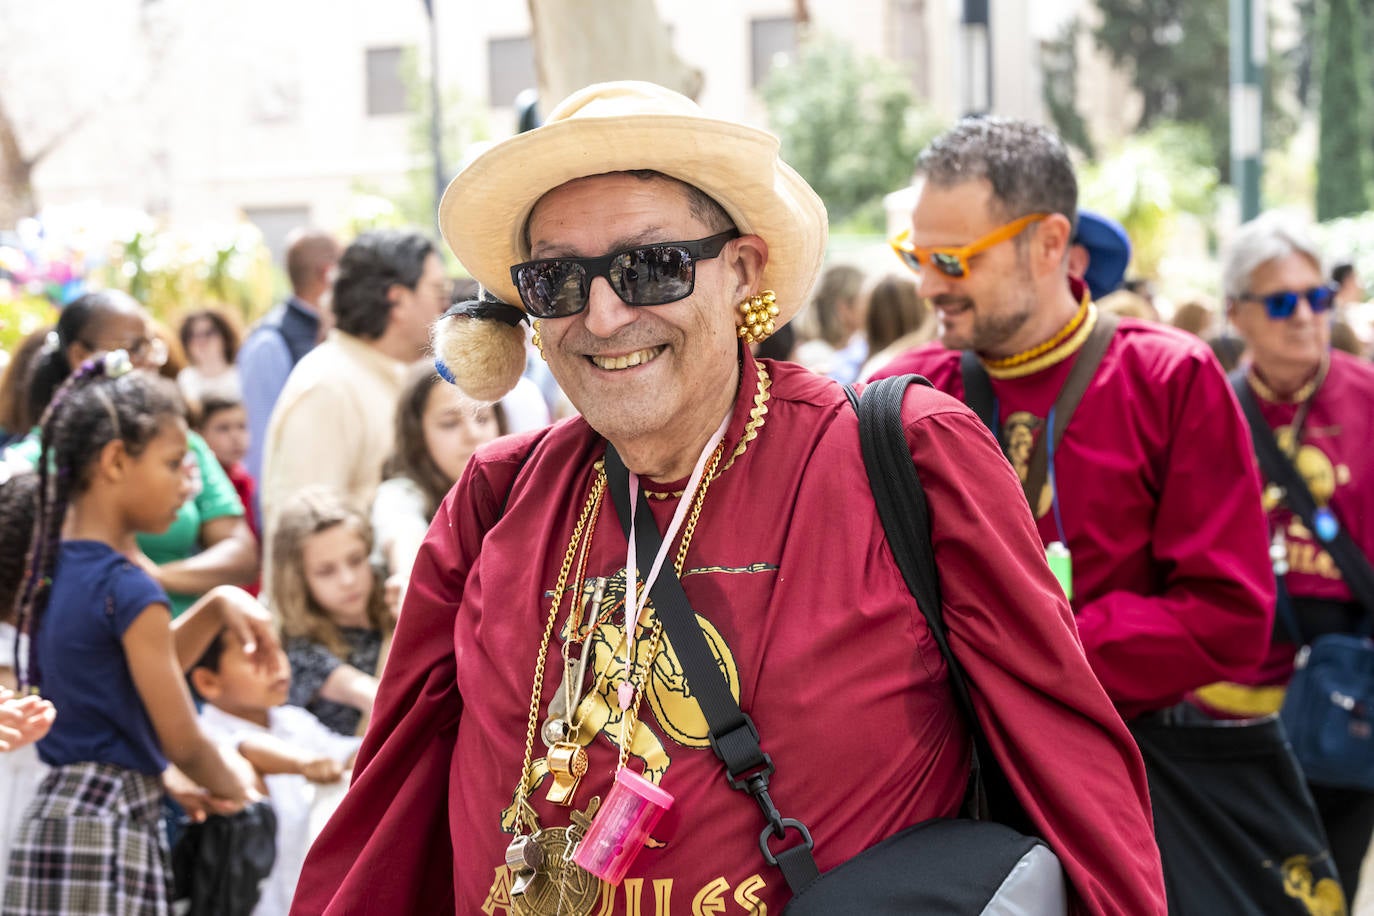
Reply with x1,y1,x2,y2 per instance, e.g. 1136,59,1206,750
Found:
602,376,1066,915
1231,369,1374,792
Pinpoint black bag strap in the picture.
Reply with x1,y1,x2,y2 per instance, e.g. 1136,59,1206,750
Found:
961,312,1120,512
1229,369,1374,623
960,349,997,432
602,446,821,893
844,375,1002,819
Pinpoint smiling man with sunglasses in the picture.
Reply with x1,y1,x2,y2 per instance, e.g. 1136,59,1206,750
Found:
292,82,1165,915
872,117,1279,904
1210,213,1374,900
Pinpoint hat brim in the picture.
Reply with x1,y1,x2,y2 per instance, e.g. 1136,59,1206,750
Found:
438,113,827,326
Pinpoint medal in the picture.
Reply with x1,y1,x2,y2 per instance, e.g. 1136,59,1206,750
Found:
509,798,604,916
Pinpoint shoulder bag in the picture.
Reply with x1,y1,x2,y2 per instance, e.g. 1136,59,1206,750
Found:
602,374,1066,915
1231,369,1374,792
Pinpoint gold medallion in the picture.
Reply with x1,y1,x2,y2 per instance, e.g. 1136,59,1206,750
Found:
510,798,604,916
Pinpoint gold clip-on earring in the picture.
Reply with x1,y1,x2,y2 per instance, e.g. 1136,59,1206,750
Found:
531,318,546,361
737,290,779,345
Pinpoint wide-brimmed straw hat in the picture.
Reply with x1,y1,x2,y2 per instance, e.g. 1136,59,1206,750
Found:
431,81,827,403
440,80,827,318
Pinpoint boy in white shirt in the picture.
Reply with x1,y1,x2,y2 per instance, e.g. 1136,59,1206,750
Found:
191,630,360,916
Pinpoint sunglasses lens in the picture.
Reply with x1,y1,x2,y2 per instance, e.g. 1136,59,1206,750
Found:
895,248,923,273
611,245,695,305
1308,286,1335,313
515,262,588,318
931,253,967,278
1262,292,1298,319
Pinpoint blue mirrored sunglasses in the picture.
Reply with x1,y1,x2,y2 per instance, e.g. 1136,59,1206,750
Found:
1240,285,1337,319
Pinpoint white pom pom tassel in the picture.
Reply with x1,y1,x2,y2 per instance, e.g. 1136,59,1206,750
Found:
431,313,528,403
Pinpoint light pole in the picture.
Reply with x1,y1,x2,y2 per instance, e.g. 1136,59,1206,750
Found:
962,0,991,116
1229,0,1264,220
423,0,445,209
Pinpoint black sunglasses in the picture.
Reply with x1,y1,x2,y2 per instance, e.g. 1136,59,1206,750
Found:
510,229,740,319
1239,285,1337,320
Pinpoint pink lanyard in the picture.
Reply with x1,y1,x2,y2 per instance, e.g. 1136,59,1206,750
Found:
620,412,731,709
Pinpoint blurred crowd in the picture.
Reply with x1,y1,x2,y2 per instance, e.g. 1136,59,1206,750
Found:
1,106,1373,915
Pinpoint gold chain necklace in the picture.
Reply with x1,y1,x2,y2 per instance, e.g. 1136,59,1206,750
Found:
646,360,771,499
503,445,724,914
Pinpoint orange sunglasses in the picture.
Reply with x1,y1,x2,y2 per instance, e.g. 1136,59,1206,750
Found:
890,212,1050,279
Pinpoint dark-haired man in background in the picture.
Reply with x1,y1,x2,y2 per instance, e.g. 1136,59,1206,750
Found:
260,229,447,533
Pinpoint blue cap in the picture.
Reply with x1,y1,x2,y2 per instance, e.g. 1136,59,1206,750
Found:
1073,210,1131,301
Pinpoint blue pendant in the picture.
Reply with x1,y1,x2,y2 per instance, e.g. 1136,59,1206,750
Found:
1314,508,1340,543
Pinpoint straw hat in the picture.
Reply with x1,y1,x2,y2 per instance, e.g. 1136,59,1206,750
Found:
432,80,827,402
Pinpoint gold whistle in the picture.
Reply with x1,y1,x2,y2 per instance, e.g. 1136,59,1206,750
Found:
544,742,589,806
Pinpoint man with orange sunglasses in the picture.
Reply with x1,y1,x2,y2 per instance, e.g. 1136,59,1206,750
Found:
871,118,1283,903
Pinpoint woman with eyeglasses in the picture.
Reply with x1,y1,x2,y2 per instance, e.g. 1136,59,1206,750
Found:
3,290,260,619
1199,213,1374,902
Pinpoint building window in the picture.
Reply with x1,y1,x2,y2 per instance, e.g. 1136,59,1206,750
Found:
366,46,410,116
750,16,796,88
488,36,537,108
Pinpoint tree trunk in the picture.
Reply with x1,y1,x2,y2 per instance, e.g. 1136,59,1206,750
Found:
0,94,37,228
527,0,702,109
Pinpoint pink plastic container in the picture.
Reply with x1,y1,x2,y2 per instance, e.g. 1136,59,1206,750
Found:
572,768,674,884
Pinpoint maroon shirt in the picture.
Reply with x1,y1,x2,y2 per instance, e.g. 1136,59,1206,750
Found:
293,351,1164,915
1249,350,1374,683
873,319,1275,719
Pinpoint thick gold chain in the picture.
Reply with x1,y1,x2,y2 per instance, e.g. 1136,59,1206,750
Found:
514,469,605,830
512,441,726,813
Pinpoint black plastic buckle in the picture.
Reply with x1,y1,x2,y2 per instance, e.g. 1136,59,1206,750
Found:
709,715,776,791
759,818,814,866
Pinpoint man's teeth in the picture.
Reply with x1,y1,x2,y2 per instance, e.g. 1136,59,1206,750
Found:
591,347,662,370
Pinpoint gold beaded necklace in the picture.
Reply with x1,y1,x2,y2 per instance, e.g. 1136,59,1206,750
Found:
646,359,771,499
1246,355,1329,406
983,303,1099,380
980,291,1091,372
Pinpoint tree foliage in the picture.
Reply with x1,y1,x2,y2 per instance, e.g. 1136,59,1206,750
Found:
1041,17,1095,159
1315,0,1372,220
1078,122,1219,279
1091,0,1295,181
761,33,941,230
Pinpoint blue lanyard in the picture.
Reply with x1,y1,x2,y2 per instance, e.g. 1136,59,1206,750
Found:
1044,406,1070,546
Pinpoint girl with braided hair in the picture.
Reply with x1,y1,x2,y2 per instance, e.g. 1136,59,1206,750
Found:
4,290,258,618
3,354,280,916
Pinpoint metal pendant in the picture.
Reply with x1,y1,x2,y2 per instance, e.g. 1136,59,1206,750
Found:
1314,507,1340,543
506,833,546,897
544,742,589,806
544,652,585,734
510,798,603,916
543,625,593,750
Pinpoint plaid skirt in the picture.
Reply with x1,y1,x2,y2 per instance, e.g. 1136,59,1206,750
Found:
2,761,170,916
